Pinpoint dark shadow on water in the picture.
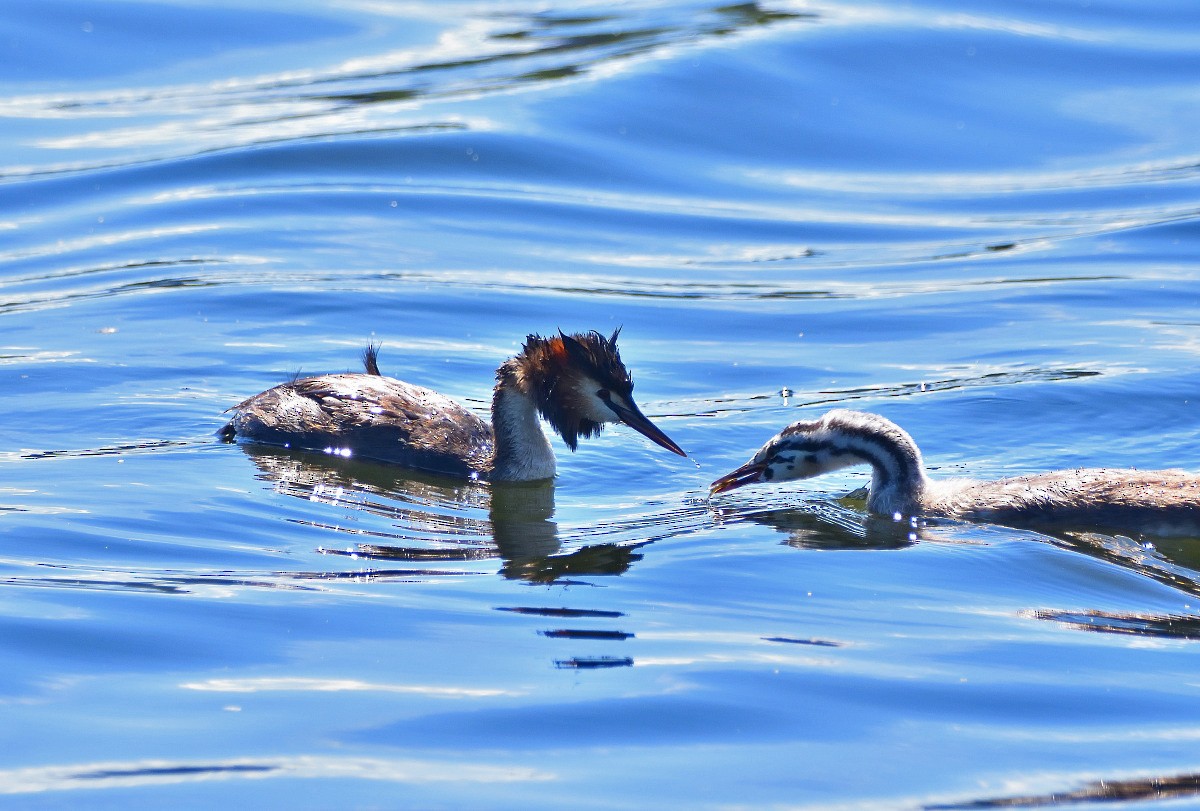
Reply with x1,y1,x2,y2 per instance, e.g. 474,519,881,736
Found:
495,607,624,618
928,770,1200,809
554,656,633,669
74,763,275,781
540,629,634,640
762,636,842,647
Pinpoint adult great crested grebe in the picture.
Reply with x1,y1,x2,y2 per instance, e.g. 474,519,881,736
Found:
711,409,1200,537
222,329,686,481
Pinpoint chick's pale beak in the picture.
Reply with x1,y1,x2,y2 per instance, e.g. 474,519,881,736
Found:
710,460,767,494
609,400,687,457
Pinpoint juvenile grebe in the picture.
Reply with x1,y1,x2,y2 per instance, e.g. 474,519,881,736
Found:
711,409,1200,537
222,329,686,481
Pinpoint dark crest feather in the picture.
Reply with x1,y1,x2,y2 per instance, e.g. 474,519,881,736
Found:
361,343,382,376
554,328,633,396
515,328,633,451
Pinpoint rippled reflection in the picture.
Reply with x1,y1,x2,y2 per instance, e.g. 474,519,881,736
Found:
1,1,814,179
238,443,696,582
929,769,1200,809
0,755,551,795
1048,531,1200,600
1032,608,1200,641
711,492,919,551
0,561,483,596
675,363,1110,423
714,483,1200,633
498,542,646,582
242,443,554,554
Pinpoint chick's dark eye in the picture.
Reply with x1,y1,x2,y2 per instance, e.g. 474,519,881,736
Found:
597,389,611,402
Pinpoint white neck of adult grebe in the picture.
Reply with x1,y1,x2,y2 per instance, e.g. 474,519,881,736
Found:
490,381,556,482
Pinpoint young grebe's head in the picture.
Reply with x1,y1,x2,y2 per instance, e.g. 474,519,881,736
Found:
518,328,686,456
711,409,914,494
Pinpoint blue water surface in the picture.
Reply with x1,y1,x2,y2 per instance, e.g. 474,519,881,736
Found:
4,0,1200,807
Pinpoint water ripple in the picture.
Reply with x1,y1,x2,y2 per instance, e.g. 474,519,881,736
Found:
0,1,814,180
0,755,550,795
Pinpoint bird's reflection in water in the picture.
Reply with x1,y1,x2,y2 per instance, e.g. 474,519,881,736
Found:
929,768,1200,810
712,488,920,551
1030,529,1200,642
238,444,640,581
499,541,643,583
716,484,1200,644
1053,530,1200,590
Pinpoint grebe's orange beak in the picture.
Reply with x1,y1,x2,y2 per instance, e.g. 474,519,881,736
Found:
606,399,686,457
709,460,767,494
